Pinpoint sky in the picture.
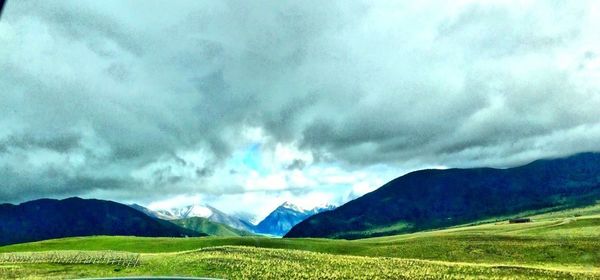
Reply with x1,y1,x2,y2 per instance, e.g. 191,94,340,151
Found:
1,0,600,220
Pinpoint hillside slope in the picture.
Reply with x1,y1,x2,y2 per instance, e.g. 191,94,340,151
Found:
0,197,203,246
171,217,255,237
286,152,600,239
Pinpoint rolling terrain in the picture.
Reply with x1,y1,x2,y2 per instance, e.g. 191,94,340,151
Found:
287,152,600,239
171,217,255,237
2,201,600,279
3,153,600,278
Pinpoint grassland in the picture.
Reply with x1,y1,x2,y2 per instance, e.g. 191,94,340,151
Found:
2,202,600,279
3,246,600,280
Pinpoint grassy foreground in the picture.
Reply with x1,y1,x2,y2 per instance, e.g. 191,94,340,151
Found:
2,203,600,279
2,246,599,280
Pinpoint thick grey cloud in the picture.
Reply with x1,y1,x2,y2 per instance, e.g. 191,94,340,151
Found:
1,0,600,204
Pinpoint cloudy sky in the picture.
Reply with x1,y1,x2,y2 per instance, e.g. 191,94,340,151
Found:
1,0,600,219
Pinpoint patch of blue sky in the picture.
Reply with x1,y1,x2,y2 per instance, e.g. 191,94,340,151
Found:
241,143,265,174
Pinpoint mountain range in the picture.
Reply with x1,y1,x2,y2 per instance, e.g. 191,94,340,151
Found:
4,152,600,245
133,204,256,232
137,201,335,236
0,197,203,246
285,152,600,239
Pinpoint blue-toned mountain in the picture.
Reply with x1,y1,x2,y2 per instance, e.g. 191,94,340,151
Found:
255,202,335,236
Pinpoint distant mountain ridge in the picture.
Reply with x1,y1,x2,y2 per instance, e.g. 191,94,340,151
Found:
171,217,255,237
286,152,600,239
138,204,255,232
136,201,335,236
255,202,335,236
0,197,203,246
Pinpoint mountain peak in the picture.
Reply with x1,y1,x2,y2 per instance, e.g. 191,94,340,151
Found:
254,201,335,236
184,204,213,218
143,203,255,232
313,203,336,212
279,201,304,212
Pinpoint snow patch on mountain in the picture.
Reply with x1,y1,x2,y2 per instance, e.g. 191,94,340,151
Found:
135,203,254,232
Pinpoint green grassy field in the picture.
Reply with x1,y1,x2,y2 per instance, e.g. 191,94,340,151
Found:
2,202,600,279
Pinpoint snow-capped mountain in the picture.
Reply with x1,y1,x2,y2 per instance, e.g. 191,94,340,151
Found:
131,204,255,232
131,201,336,236
157,204,213,220
254,202,336,236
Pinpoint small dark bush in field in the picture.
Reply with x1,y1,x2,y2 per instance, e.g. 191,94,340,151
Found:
509,218,532,224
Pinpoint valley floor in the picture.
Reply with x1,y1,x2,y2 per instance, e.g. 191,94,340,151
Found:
2,203,600,279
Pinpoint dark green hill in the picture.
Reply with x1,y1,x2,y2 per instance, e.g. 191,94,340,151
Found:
171,217,255,237
0,197,204,246
285,152,600,239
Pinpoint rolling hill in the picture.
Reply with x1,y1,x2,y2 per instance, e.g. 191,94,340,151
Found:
0,197,204,246
285,152,600,239
171,217,255,237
